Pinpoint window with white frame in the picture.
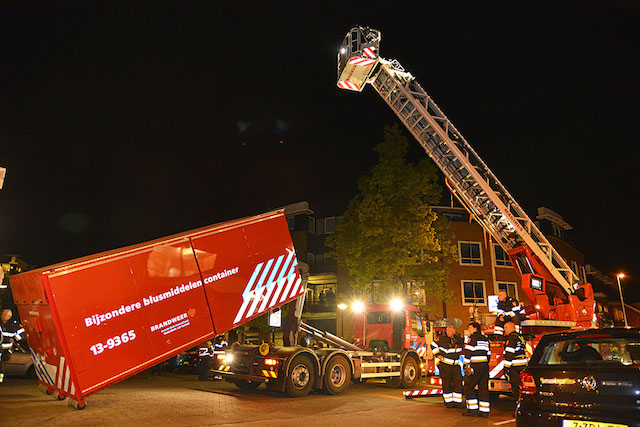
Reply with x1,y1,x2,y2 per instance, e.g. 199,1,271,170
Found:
570,261,579,279
493,244,511,267
461,280,486,305
497,282,518,299
459,241,483,265
325,217,336,234
551,222,564,239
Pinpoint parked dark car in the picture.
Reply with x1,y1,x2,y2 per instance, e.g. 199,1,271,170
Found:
164,347,199,374
516,328,640,427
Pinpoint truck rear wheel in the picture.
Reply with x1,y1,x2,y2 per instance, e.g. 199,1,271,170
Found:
400,357,419,389
322,356,351,395
285,355,315,397
233,379,260,391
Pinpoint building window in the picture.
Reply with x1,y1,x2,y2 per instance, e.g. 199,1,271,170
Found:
493,244,511,267
325,217,336,234
613,308,624,322
580,266,587,284
307,253,315,262
497,282,518,299
551,222,564,239
459,241,483,266
287,217,295,230
308,217,315,234
570,261,582,283
461,280,486,305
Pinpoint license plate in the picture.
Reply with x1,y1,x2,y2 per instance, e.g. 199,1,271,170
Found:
489,380,511,391
562,420,627,427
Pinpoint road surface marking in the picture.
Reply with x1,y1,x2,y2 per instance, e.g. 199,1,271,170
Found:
494,419,516,425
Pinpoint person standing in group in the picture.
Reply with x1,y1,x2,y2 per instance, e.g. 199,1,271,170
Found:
494,289,524,335
198,340,214,381
430,325,464,408
463,321,491,417
212,335,228,380
503,321,528,399
1,309,23,383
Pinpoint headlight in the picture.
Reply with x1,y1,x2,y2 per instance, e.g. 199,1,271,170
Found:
224,353,234,363
265,358,278,366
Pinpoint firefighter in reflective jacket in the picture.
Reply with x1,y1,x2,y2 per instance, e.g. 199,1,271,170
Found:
494,289,524,335
198,341,214,381
430,325,464,408
1,309,23,383
463,321,491,417
212,335,228,380
503,321,528,398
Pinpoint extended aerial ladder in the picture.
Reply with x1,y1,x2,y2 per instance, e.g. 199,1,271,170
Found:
337,26,594,327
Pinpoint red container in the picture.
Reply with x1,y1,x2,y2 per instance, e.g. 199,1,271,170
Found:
9,210,302,407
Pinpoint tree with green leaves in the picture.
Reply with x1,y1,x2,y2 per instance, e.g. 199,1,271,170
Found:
327,124,457,312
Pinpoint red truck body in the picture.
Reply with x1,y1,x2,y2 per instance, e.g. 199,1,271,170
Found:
9,210,302,407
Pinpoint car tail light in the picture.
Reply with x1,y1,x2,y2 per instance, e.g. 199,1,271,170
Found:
265,358,278,366
520,372,537,395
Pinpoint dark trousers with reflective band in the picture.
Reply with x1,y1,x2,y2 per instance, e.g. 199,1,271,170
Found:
506,365,525,399
439,363,462,404
494,315,521,335
198,356,212,381
464,363,490,414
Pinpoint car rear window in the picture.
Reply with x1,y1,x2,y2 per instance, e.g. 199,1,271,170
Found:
538,336,640,366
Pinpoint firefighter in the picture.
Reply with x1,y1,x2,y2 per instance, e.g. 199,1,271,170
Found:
1,309,23,383
494,289,524,335
1,309,24,342
212,335,228,380
430,325,464,408
503,321,527,399
463,321,491,417
198,340,214,381
1,323,8,383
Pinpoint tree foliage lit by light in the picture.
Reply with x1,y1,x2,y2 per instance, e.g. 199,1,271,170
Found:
327,125,457,309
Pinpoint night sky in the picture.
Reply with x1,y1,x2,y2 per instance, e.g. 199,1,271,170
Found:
1,1,639,298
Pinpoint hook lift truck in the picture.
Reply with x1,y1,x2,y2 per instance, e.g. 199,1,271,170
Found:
9,210,439,408
337,26,597,394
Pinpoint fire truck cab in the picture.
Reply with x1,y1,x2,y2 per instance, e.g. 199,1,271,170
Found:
352,303,430,354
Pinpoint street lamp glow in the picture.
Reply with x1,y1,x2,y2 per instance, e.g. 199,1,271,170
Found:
615,273,629,328
352,301,365,313
337,303,348,310
390,298,404,312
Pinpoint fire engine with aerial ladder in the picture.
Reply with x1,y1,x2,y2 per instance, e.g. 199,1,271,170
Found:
337,25,597,395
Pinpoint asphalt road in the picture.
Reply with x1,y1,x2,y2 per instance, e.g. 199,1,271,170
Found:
0,373,517,426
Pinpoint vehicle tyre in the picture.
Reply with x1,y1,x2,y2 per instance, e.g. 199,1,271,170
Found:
322,356,351,395
233,379,261,391
400,356,419,389
26,366,37,379
285,355,315,397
